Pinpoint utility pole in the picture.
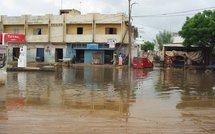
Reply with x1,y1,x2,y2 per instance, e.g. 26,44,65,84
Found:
61,0,63,9
128,0,132,67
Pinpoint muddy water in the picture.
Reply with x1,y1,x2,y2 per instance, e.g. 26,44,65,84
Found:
0,67,215,134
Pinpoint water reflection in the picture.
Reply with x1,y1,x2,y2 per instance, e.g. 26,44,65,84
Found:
3,67,134,117
155,68,215,108
155,68,215,133
0,67,215,133
0,85,6,120
3,67,215,111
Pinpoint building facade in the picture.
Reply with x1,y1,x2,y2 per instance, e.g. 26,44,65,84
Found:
0,9,136,64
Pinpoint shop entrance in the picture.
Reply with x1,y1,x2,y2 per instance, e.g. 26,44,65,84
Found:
13,48,20,61
92,51,103,64
104,50,113,64
76,50,84,63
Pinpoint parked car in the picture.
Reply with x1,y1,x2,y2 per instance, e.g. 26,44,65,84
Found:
132,57,153,68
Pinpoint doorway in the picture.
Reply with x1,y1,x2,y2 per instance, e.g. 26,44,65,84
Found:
13,48,20,61
76,50,84,63
55,48,63,62
104,50,113,64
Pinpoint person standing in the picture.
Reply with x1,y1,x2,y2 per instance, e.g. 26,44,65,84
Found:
118,54,123,66
113,52,117,66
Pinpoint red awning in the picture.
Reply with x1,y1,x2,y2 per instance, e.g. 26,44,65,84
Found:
0,34,26,43
0,34,2,42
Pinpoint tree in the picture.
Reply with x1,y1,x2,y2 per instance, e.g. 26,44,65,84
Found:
141,41,155,52
155,30,173,51
179,10,215,49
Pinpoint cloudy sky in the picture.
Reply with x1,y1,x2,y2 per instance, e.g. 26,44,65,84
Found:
1,0,215,41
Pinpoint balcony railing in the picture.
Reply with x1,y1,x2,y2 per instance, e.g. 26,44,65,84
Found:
26,35,48,42
65,34,93,42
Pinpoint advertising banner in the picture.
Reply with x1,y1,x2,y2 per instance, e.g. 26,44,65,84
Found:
107,39,116,48
87,44,99,49
0,34,25,43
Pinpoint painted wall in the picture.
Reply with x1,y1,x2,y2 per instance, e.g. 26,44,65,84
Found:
4,25,25,34
65,44,76,58
50,24,64,42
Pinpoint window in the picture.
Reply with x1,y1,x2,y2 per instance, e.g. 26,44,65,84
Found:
13,28,19,34
33,28,42,35
77,27,83,34
105,28,117,34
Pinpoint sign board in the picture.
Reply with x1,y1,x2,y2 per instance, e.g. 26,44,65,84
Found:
87,44,99,49
0,34,25,43
107,39,116,48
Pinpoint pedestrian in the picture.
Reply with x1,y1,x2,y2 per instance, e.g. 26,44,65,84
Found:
118,54,123,66
112,52,117,66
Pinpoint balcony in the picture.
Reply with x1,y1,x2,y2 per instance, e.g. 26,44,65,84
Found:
65,14,93,24
2,16,25,25
50,15,64,23
94,14,123,24
26,35,48,42
27,15,49,24
65,34,92,42
94,34,121,43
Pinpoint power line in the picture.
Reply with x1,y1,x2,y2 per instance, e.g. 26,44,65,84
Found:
132,6,215,18
133,13,195,18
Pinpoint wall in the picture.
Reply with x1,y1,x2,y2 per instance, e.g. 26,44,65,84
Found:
4,25,25,34
50,15,64,42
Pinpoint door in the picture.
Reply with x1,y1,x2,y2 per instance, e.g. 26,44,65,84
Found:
36,48,44,62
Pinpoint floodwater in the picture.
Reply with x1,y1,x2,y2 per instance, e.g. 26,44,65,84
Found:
0,66,215,134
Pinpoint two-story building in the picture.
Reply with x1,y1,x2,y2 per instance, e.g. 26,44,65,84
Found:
0,9,137,64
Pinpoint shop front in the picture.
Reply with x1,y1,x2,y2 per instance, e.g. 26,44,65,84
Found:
67,43,115,64
0,34,26,62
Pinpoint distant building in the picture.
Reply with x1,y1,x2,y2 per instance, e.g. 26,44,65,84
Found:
0,9,137,64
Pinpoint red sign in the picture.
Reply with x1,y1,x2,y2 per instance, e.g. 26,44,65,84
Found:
0,34,26,43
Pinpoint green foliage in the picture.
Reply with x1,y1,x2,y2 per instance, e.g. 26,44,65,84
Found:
179,10,215,49
155,30,173,51
141,41,155,52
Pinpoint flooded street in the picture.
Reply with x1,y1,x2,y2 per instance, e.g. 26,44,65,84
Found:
0,66,215,134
